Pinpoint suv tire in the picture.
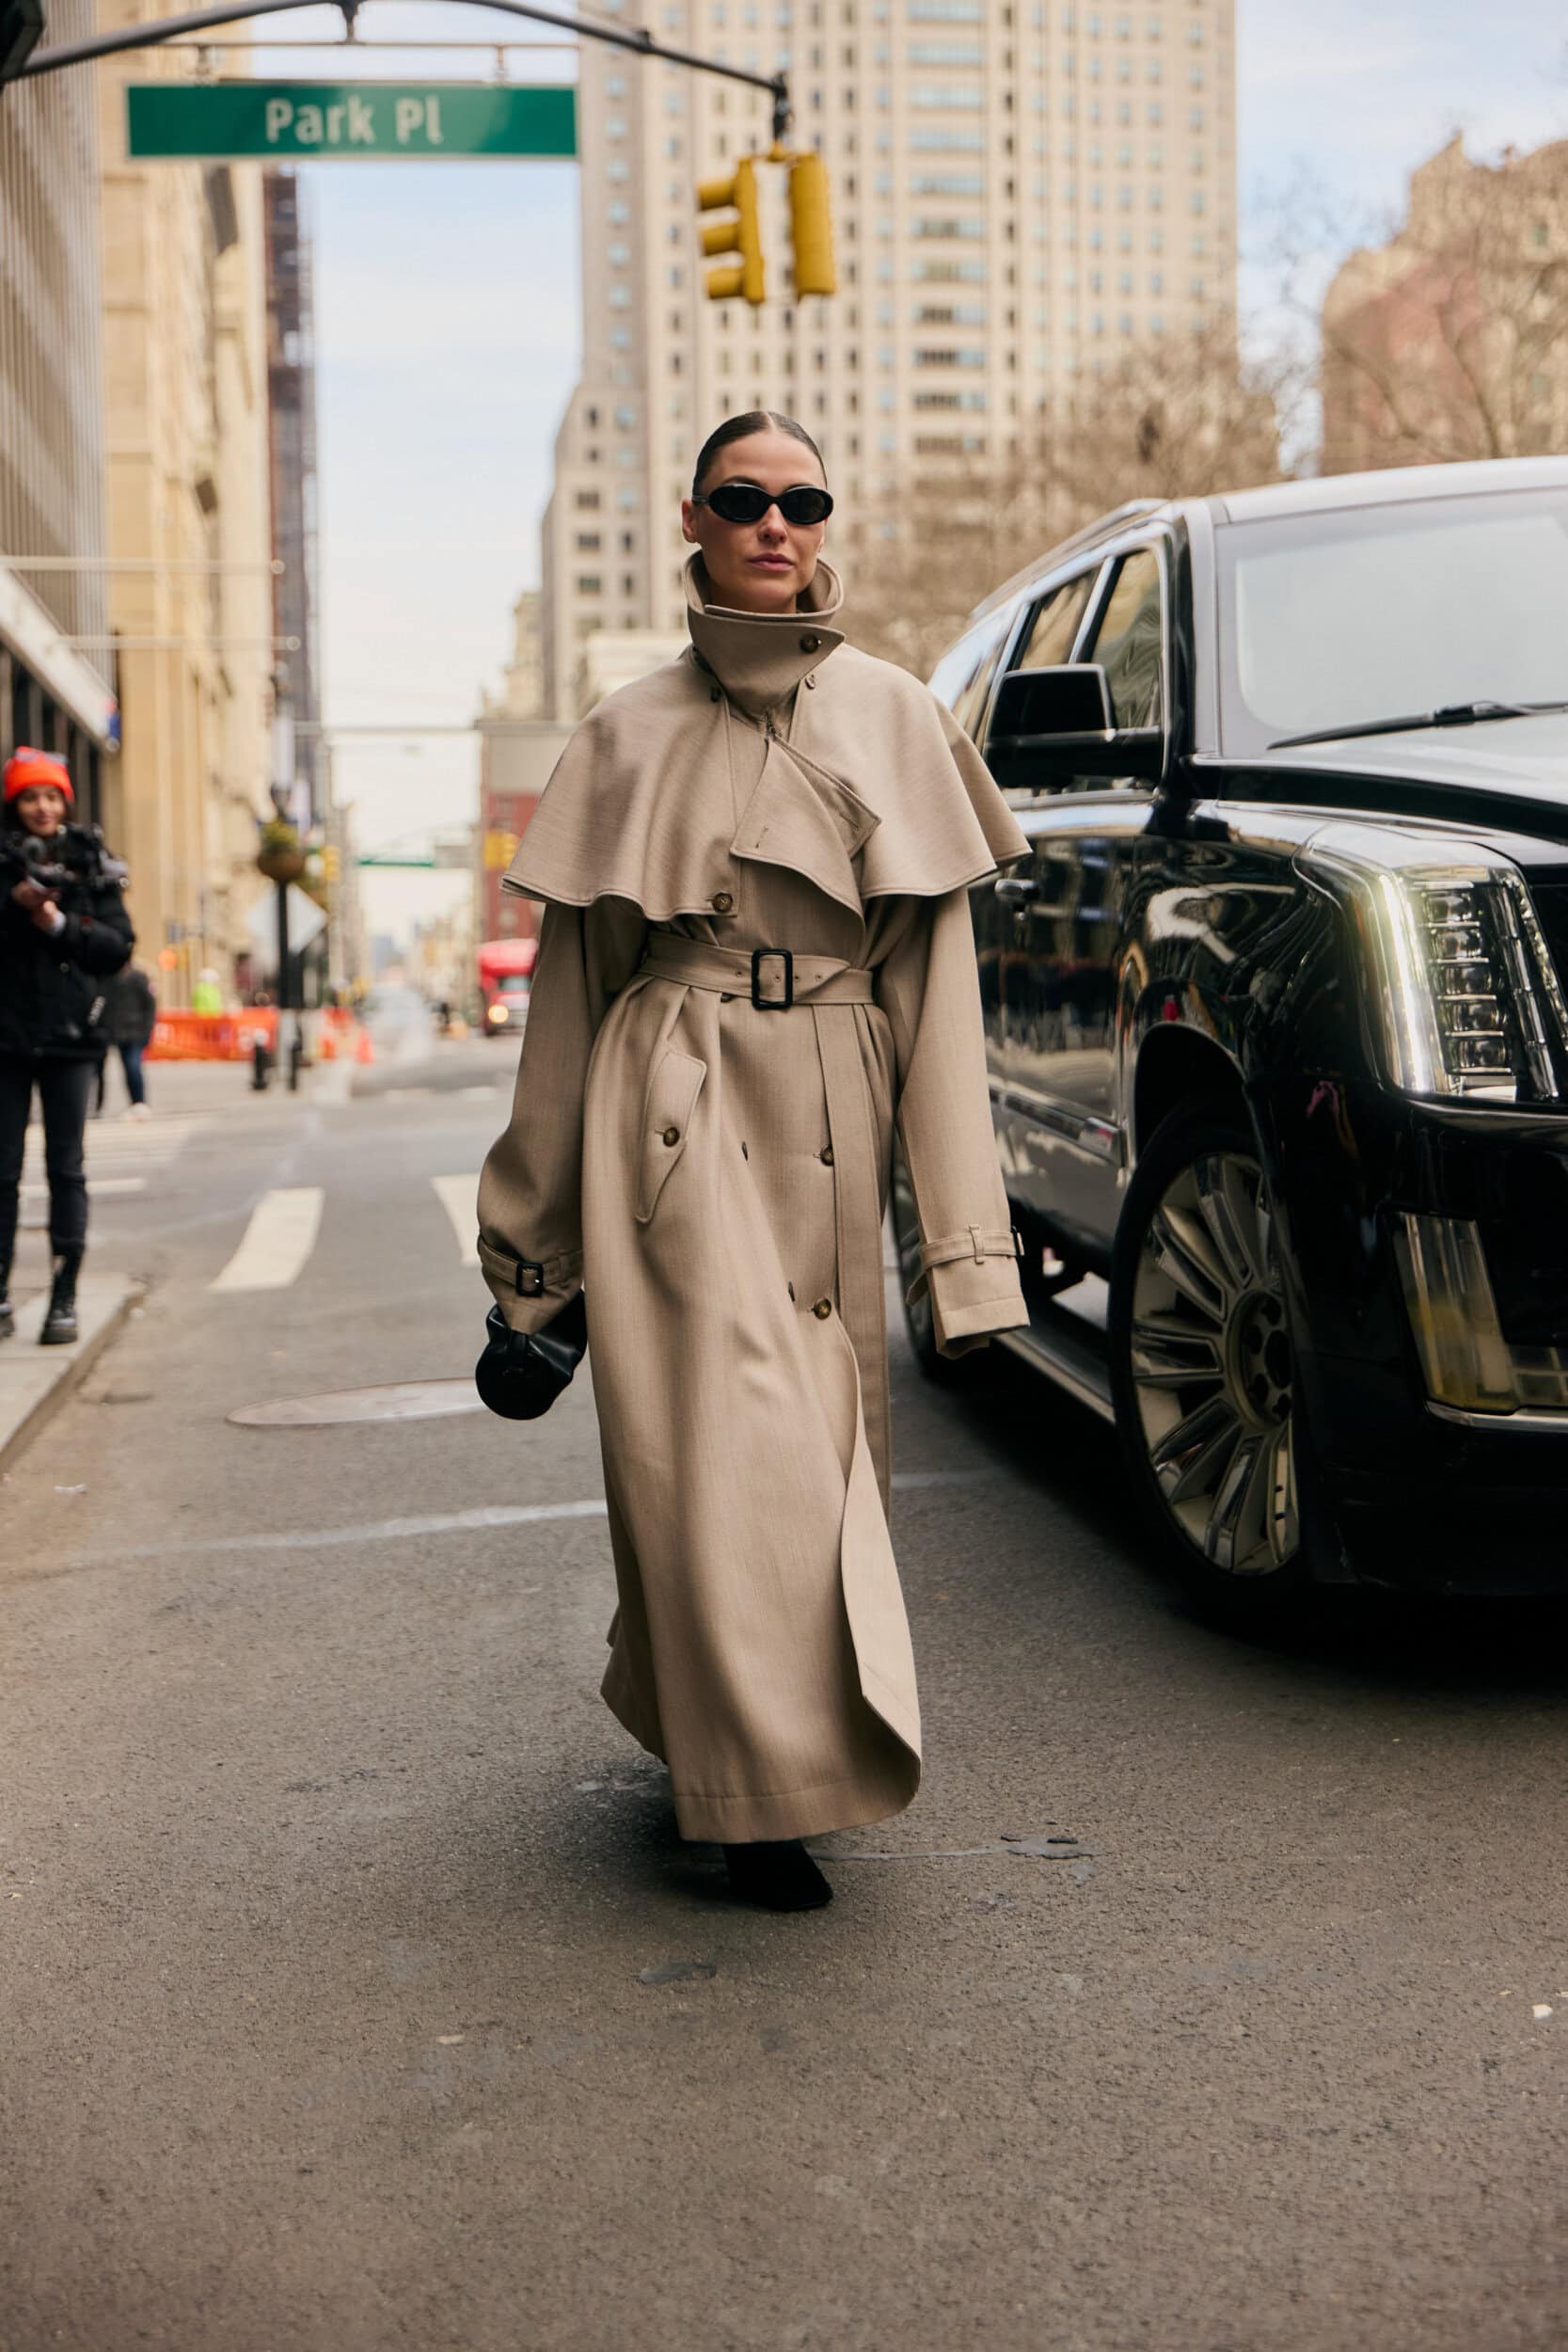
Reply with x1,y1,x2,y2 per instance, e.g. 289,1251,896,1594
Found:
1108,1106,1312,1619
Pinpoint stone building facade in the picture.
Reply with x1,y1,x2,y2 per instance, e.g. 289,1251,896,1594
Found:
0,0,119,806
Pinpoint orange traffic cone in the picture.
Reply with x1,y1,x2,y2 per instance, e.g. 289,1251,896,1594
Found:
319,1027,337,1060
354,1025,374,1066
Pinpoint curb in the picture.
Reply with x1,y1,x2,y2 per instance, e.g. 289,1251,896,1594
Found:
0,1276,144,1475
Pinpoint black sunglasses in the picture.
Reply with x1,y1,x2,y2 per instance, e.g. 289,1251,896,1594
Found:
693,480,833,527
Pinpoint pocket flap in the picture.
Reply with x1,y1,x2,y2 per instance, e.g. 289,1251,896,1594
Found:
636,1049,706,1223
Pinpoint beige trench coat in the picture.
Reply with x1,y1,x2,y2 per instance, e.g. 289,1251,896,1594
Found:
478,559,1028,1843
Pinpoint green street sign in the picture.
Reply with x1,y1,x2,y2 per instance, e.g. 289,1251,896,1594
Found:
125,81,577,162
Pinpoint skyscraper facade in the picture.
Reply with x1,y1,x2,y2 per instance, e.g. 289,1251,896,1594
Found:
541,0,1235,712
0,0,119,805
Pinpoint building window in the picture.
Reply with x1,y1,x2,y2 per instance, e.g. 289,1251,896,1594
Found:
578,575,602,595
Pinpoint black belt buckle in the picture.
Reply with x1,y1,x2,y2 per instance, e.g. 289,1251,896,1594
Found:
751,947,794,1010
515,1256,546,1298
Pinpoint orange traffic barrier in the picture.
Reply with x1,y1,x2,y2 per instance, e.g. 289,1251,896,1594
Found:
354,1025,374,1066
147,1010,277,1062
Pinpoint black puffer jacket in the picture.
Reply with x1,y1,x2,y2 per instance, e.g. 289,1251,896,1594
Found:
0,823,135,1061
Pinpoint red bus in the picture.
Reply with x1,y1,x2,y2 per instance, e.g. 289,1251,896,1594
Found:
477,936,537,1037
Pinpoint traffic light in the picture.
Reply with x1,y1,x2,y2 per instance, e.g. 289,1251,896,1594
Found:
697,155,765,306
788,151,837,297
318,845,341,883
483,828,519,871
0,0,43,82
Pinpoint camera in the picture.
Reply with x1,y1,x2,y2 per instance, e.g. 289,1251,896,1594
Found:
2,833,71,897
2,825,124,898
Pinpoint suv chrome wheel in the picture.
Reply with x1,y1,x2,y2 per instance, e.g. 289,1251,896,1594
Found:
1111,1111,1307,1601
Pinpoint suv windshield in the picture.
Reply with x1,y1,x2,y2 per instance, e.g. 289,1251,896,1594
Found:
1216,488,1568,757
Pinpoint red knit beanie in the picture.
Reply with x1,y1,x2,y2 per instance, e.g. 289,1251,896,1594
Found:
3,747,73,805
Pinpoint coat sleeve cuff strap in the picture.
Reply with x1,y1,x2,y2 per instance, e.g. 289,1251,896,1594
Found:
477,1236,584,1295
906,1225,1022,1304
915,1227,1022,1274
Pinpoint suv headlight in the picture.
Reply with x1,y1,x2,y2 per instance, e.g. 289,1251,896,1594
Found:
1298,822,1568,1104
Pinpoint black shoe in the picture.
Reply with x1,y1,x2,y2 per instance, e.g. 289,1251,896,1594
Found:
39,1251,81,1347
723,1839,833,1912
0,1298,12,1342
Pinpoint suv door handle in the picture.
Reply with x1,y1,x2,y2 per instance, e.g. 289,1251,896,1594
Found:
994,876,1043,906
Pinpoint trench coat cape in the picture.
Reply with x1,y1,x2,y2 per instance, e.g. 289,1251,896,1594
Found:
478,557,1028,1843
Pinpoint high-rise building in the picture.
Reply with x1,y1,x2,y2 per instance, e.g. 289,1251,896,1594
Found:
475,592,572,950
0,0,119,807
1322,135,1568,479
263,170,323,830
97,15,276,1004
540,0,1236,711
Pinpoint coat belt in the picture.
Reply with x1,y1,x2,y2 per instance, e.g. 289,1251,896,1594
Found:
636,931,893,1501
639,936,875,1005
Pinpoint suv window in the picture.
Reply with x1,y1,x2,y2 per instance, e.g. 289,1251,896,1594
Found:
1084,547,1164,727
1012,570,1097,672
927,604,1012,738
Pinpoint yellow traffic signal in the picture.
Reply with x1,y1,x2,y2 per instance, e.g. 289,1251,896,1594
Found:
483,828,519,871
697,155,765,305
787,151,836,297
319,844,341,882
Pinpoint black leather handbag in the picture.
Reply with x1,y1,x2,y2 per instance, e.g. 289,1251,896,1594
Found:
474,1291,588,1422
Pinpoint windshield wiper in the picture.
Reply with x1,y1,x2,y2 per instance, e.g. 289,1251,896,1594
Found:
1270,699,1568,751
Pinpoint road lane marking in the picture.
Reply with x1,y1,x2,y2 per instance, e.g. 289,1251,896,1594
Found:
432,1173,480,1264
36,1471,987,1575
209,1186,325,1293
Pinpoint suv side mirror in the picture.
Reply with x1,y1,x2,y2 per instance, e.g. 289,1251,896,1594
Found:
985,661,1164,787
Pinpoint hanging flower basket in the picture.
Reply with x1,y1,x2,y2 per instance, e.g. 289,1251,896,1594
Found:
258,820,307,883
258,845,308,883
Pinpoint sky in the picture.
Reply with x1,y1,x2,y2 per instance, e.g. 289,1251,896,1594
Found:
253,0,1568,947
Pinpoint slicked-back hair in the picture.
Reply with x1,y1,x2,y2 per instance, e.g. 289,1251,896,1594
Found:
690,410,827,499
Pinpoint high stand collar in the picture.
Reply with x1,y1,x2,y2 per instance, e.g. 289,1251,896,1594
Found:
684,553,847,722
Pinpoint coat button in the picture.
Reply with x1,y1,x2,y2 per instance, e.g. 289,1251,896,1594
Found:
661,1124,680,1147
800,632,820,653
710,890,734,914
819,1144,834,1166
812,1296,832,1319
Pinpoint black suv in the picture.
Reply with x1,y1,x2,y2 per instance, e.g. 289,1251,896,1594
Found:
902,456,1568,1613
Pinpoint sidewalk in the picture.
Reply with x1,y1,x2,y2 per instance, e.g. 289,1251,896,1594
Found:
0,1276,142,1471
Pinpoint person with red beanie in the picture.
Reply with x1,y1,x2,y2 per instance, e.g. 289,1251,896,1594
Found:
0,748,134,1343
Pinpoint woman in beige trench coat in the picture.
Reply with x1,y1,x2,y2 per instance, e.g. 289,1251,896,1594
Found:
478,410,1028,1910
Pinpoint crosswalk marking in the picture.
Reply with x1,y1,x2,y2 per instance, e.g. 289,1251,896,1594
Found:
23,1177,146,1200
210,1186,325,1294
432,1173,480,1265
23,1114,209,1184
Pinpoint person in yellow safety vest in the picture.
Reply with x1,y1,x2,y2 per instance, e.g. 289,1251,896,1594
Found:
191,968,223,1015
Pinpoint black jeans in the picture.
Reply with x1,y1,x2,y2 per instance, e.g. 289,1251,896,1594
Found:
0,1053,96,1275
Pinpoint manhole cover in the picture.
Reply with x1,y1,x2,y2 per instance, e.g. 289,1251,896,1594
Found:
230,1380,481,1427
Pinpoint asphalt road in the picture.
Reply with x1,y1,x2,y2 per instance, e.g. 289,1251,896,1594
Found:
4,1042,1566,2352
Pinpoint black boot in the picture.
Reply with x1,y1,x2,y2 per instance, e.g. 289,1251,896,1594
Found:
723,1839,833,1913
39,1250,82,1346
